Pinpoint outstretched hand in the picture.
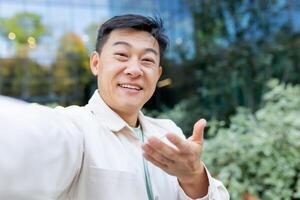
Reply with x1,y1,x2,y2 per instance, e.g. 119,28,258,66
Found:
142,119,208,197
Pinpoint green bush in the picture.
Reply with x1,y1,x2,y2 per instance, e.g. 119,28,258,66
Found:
202,80,300,200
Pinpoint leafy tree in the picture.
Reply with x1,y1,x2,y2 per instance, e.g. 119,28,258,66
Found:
0,12,49,100
0,12,46,57
0,58,49,98
52,32,91,105
201,80,300,199
153,0,300,134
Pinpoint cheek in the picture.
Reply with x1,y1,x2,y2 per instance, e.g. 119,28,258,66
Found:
152,70,161,83
99,65,120,83
97,71,113,93
146,71,160,90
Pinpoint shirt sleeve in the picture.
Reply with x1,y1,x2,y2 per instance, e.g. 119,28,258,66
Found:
0,96,84,200
177,164,230,200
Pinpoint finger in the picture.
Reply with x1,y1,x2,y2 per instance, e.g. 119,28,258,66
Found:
145,137,179,159
142,143,175,165
190,119,206,143
165,133,191,153
143,153,168,170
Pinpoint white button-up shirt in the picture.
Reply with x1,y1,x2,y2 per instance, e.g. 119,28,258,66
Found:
0,92,229,200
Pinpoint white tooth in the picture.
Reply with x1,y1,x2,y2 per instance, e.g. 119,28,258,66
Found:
120,84,140,90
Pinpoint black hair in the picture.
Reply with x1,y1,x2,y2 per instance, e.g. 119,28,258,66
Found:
95,14,169,58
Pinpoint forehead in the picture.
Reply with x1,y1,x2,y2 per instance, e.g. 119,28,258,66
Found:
103,28,160,53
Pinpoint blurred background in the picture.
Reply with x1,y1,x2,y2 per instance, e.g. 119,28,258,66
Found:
0,0,300,199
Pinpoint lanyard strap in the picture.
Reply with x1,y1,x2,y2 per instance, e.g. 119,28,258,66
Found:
138,128,154,200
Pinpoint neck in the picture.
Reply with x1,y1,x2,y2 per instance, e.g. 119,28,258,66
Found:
106,103,139,127
117,110,139,127
97,90,140,127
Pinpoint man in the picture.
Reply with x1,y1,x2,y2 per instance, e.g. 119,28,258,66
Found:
0,14,229,199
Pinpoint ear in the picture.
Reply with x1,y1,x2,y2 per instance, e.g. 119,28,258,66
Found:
90,51,100,76
158,66,163,78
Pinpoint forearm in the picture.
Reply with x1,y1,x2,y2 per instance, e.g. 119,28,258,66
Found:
178,163,209,198
0,98,83,197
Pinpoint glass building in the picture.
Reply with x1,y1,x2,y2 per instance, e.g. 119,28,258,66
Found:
0,0,194,104
0,0,193,62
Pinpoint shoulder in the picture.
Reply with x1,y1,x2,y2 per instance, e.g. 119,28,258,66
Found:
54,105,93,128
54,105,103,132
55,105,93,121
55,105,84,115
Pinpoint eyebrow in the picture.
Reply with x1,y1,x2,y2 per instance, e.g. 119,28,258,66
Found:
112,41,158,56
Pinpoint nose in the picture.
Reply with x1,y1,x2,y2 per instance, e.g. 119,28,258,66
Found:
124,58,143,78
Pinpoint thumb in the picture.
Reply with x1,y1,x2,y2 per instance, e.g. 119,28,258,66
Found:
190,119,206,142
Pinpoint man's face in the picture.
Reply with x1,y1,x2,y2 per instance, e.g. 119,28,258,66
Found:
90,28,162,116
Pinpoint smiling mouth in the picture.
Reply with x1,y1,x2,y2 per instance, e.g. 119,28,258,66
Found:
118,84,143,91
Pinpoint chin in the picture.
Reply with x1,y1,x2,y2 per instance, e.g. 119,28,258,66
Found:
117,102,142,112
124,103,142,110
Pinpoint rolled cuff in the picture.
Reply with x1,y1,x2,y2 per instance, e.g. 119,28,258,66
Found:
177,163,229,200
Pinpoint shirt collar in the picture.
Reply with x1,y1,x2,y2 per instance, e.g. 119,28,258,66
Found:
86,90,128,132
138,111,163,139
86,90,162,139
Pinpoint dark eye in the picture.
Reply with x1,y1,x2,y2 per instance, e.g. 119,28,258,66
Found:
142,58,155,64
114,53,128,61
115,53,127,57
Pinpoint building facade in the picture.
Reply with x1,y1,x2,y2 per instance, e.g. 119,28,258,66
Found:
0,0,194,104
